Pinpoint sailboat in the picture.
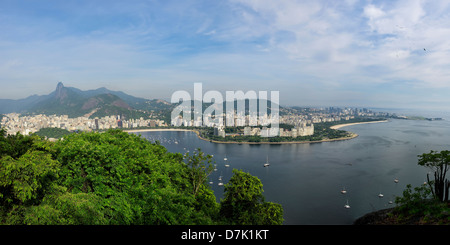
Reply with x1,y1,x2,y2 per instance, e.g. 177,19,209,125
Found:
218,175,224,186
263,156,270,167
224,155,227,161
344,200,350,209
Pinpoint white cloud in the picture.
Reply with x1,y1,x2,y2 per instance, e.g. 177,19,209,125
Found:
364,4,386,20
2,0,450,109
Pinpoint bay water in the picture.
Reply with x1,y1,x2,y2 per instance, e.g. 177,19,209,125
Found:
132,113,450,224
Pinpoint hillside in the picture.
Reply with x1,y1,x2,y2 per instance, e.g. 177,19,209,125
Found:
0,129,284,225
0,82,285,122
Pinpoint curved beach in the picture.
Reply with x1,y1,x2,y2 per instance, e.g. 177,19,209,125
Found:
125,120,388,144
124,128,195,133
125,126,357,144
330,120,388,130
125,120,387,144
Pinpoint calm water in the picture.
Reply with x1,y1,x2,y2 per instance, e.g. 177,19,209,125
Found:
132,116,450,225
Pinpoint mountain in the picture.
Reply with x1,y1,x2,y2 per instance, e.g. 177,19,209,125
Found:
0,82,174,119
31,82,86,117
0,93,51,114
0,82,282,121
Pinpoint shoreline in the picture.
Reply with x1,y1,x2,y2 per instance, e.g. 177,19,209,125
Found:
330,120,388,130
196,132,359,145
124,120,388,145
124,128,195,133
126,128,359,145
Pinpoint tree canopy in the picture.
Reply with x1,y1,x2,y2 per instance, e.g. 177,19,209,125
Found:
220,169,284,225
0,128,283,225
418,150,450,202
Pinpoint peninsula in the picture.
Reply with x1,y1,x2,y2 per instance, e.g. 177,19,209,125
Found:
125,119,389,145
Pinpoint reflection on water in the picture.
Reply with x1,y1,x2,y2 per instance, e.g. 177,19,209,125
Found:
132,118,450,224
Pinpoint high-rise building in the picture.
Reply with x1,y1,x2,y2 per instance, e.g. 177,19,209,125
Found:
244,126,251,136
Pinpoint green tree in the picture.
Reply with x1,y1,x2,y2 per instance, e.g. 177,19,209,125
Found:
22,186,107,225
0,130,36,159
184,148,215,197
0,128,279,225
0,150,60,224
34,127,72,139
220,169,283,225
183,149,219,222
418,150,450,202
52,129,217,225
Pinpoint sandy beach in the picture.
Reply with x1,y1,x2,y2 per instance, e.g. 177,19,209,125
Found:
330,120,388,130
124,128,195,133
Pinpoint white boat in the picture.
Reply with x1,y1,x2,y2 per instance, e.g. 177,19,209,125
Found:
218,182,224,186
344,200,350,209
341,187,347,194
378,193,384,198
224,155,227,161
225,164,230,168
394,178,399,183
263,156,270,167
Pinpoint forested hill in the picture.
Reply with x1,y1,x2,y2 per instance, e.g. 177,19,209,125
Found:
0,129,284,225
0,82,175,120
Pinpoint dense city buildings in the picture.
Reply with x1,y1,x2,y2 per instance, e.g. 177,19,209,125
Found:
1,106,388,138
1,113,166,136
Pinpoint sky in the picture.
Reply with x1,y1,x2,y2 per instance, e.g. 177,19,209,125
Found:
1,0,450,110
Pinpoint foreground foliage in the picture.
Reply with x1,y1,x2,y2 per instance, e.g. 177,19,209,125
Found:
356,150,450,225
361,150,450,225
389,151,450,224
393,184,449,224
0,128,283,225
220,169,284,225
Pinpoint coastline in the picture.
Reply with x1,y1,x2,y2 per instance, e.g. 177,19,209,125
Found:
125,128,358,145
124,128,195,133
330,120,388,130
124,120,387,145
195,132,359,145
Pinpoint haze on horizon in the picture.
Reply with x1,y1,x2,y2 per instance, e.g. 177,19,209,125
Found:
1,0,450,111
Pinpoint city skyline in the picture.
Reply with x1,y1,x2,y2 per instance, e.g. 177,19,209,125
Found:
2,1,450,110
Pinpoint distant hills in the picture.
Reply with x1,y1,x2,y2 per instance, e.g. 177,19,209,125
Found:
0,82,175,120
0,82,283,121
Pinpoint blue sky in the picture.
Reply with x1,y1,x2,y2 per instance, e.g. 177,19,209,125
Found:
1,0,450,110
